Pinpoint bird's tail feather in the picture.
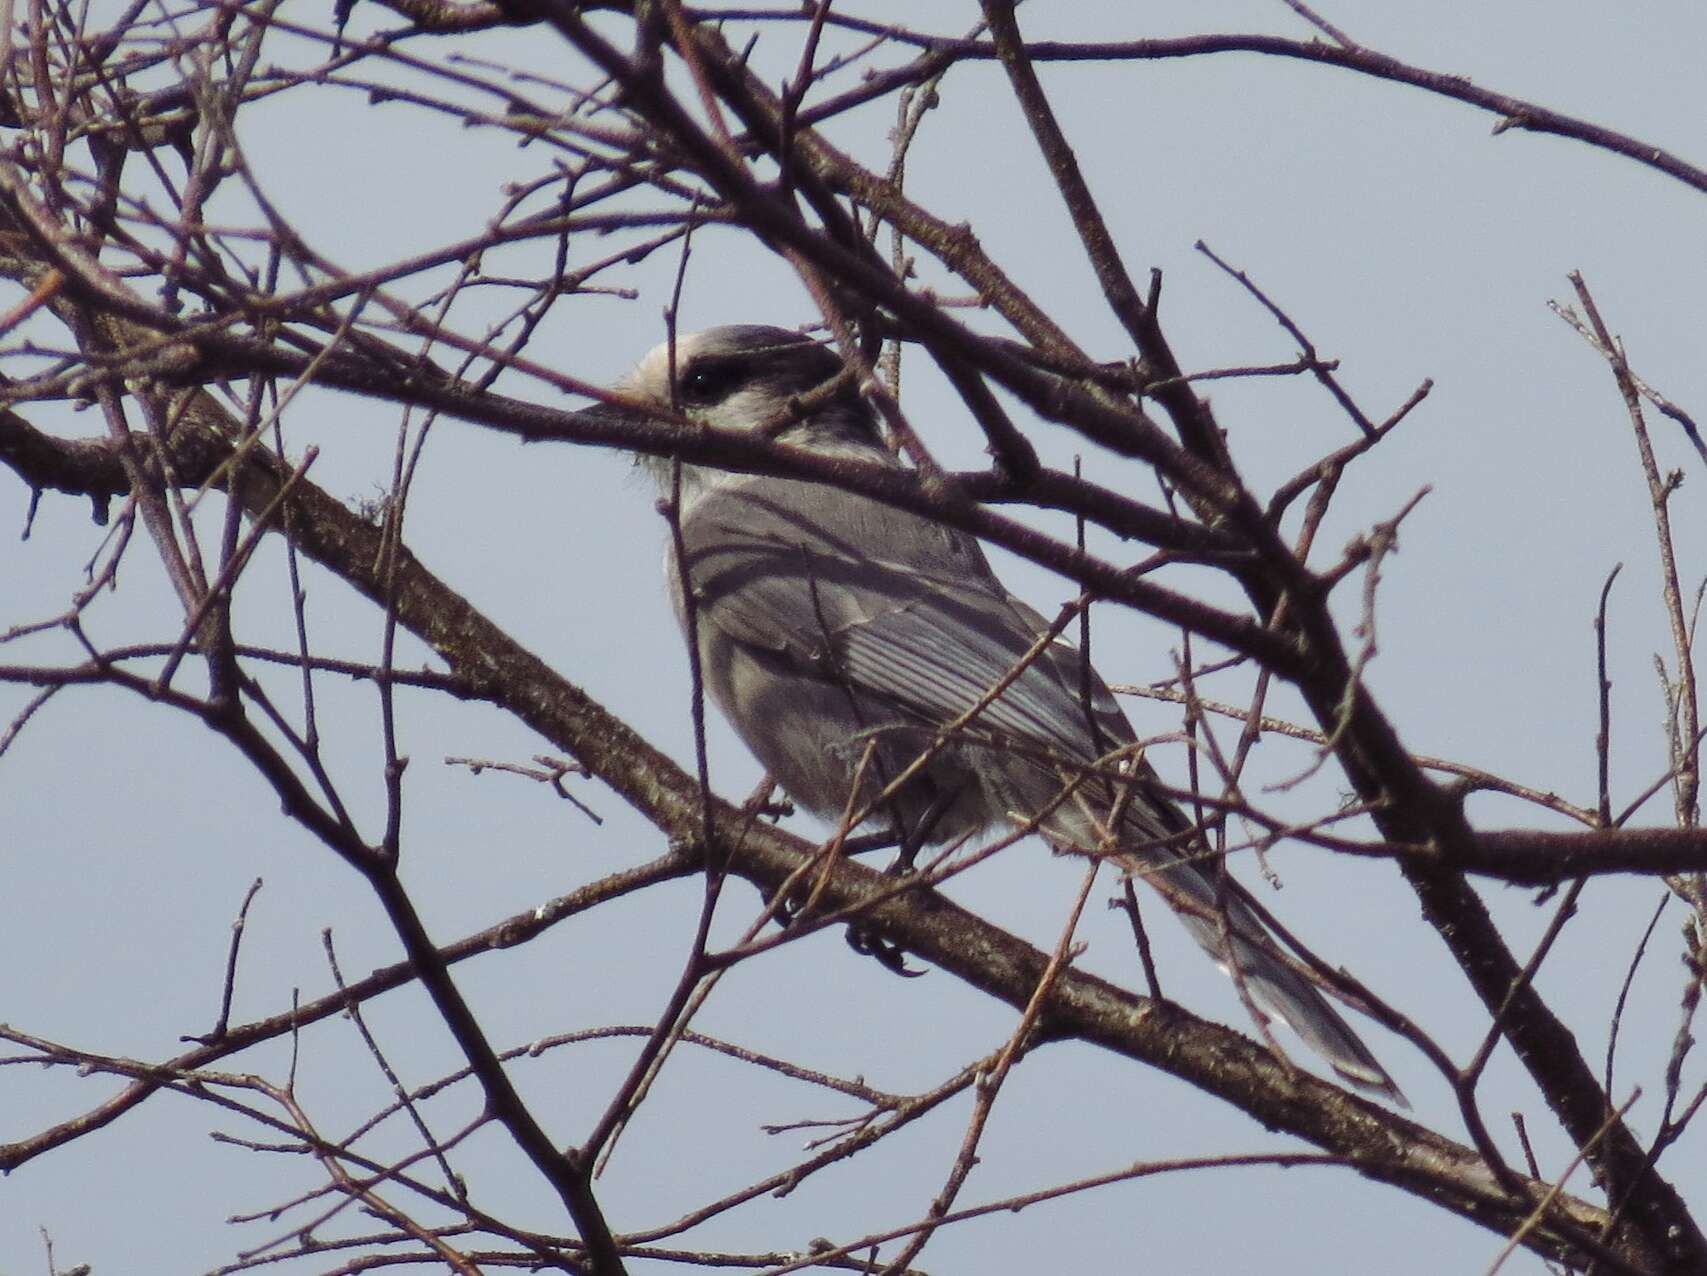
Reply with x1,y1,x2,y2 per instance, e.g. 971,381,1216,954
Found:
1164,892,1407,1106
1051,794,1407,1104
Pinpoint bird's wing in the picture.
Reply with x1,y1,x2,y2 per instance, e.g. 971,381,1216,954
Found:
678,476,1130,764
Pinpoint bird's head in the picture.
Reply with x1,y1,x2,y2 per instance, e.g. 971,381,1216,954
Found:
577,325,889,496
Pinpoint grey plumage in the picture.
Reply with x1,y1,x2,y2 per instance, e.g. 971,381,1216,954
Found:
588,324,1404,1104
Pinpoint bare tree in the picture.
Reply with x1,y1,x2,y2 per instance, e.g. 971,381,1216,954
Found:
3,3,1706,1274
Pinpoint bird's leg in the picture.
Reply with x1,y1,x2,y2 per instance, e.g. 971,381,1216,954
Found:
842,782,965,976
887,779,964,876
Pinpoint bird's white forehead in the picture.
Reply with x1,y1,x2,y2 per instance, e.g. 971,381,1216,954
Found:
623,331,714,399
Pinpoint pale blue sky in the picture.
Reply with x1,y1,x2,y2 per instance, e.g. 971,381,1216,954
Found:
6,4,1707,1272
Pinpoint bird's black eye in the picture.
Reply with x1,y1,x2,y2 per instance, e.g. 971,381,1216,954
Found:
679,357,750,406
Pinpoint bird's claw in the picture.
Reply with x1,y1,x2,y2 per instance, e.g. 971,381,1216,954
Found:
846,924,924,976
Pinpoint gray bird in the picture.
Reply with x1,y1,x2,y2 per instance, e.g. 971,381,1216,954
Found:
582,323,1403,1104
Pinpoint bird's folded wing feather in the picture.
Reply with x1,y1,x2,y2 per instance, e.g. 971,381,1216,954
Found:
679,476,1130,764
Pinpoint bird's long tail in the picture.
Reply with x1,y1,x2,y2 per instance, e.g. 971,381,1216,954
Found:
1157,876,1407,1105
1056,791,1406,1105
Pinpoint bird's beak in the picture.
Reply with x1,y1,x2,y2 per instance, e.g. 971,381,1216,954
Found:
565,395,652,428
